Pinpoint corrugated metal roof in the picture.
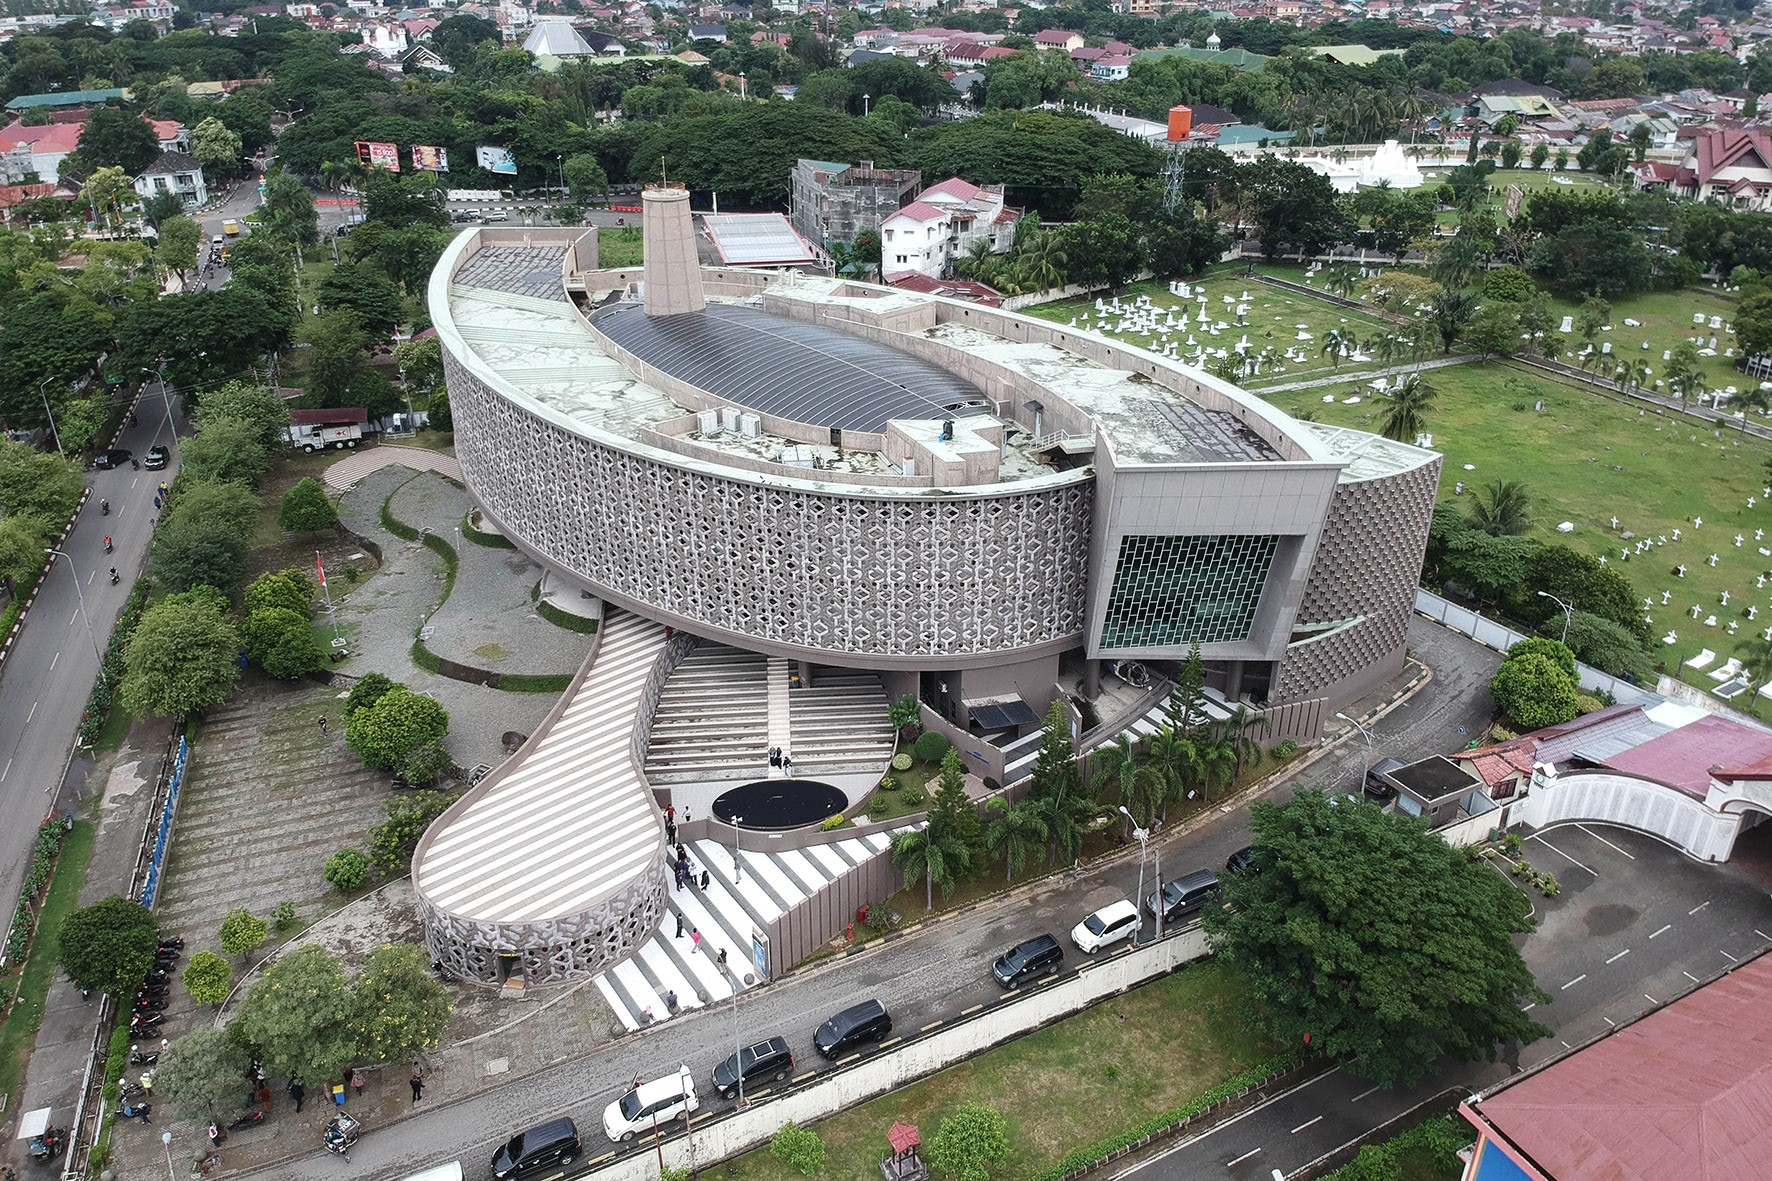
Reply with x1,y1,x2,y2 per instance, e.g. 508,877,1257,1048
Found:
1601,714,1772,795
1473,953,1772,1181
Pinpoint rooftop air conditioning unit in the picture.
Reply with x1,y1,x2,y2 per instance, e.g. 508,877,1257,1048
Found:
697,409,720,436
720,407,741,433
739,414,760,438
901,457,916,476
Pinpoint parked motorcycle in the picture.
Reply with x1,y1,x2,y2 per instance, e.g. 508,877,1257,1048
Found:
228,1109,266,1132
129,1012,164,1033
129,1046,160,1066
157,935,184,950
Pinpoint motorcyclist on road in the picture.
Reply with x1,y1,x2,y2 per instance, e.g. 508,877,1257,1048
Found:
100,498,109,515
104,536,112,553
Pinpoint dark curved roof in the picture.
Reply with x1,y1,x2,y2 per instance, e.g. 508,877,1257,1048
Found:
595,303,990,433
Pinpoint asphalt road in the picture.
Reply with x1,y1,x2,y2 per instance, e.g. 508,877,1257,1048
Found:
1112,824,1772,1181
0,394,183,912
244,617,1504,1181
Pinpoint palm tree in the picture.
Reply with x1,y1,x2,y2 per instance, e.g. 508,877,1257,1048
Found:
1195,739,1236,803
1730,385,1772,433
1737,637,1772,712
1035,782,1094,866
1214,707,1271,777
956,238,996,282
1126,765,1167,829
1018,232,1068,293
1092,734,1140,838
1377,371,1437,443
890,821,970,911
1146,726,1199,823
982,798,1047,883
1325,266,1360,300
1320,327,1352,371
1467,478,1534,536
320,158,367,193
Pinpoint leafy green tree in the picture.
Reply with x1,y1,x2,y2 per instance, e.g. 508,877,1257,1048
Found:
1562,611,1654,681
345,672,397,718
53,395,110,454
154,1026,253,1121
1528,221,1654,298
324,848,370,892
190,116,244,177
1734,288,1772,362
195,381,291,453
0,514,49,594
1483,266,1535,302
1377,372,1436,442
563,153,609,203
302,311,369,403
1466,478,1534,536
1530,142,1550,169
71,107,159,174
261,171,319,245
182,950,234,1007
218,907,269,960
243,606,327,678
769,1123,825,1176
1490,651,1581,730
393,335,444,393
235,944,357,1085
279,477,338,533
244,568,315,617
317,263,405,339
982,797,1047,882
927,1104,1011,1181
56,895,158,1000
1204,790,1550,1087
368,791,458,876
148,512,250,595
180,415,271,489
347,685,450,770
1443,531,1535,607
398,740,455,788
1029,698,1080,801
168,478,263,537
1462,301,1522,361
120,596,241,716
155,215,201,285
1505,637,1576,679
349,943,453,1061
890,815,972,910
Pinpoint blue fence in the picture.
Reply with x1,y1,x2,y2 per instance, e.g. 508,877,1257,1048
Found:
139,736,189,910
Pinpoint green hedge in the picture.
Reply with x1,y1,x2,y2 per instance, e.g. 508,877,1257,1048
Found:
1320,1114,1474,1180
460,513,517,549
535,598,600,634
6,814,73,961
1026,1052,1307,1181
379,494,419,541
500,672,575,693
76,580,150,748
422,532,459,602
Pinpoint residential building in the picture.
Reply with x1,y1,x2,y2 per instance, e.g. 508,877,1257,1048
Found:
879,176,1017,279
132,149,208,207
789,158,921,249
1032,28,1082,52
1674,128,1772,210
686,22,726,41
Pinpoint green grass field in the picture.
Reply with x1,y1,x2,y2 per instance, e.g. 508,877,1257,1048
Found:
1534,285,1744,395
0,820,94,1099
1272,361,1772,697
714,960,1268,1181
597,225,642,268
1022,271,1395,388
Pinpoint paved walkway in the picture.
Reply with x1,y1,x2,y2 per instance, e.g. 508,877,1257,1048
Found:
323,446,462,494
1248,353,1478,395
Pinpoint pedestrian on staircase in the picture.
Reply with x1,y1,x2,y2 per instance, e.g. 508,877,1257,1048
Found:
782,755,794,778
675,914,684,938
769,746,781,768
692,928,701,949
699,869,710,890
665,819,676,845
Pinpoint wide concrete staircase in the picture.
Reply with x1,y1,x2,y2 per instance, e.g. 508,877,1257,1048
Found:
786,671,896,776
642,644,770,784
592,826,909,1032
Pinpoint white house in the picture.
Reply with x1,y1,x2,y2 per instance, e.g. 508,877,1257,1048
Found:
132,149,208,208
1674,128,1772,211
879,176,1018,280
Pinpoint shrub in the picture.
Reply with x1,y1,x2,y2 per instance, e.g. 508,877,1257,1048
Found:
1502,832,1523,853
1575,694,1603,714
271,900,299,932
218,907,268,959
347,685,449,770
821,814,844,831
769,1123,825,1176
1490,651,1580,731
878,775,899,792
891,752,913,772
398,740,455,787
983,776,1001,793
901,787,925,806
913,730,951,762
278,477,338,533
324,848,370,892
368,790,458,876
344,672,397,718
1273,739,1300,759
182,950,233,1006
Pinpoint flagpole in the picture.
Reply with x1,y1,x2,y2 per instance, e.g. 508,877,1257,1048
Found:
317,550,342,647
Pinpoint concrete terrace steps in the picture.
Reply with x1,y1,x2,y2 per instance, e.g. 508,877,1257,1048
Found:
643,644,772,785
783,672,894,776
592,826,907,1032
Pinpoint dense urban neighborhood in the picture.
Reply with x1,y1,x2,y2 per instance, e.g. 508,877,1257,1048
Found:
0,1,1769,1181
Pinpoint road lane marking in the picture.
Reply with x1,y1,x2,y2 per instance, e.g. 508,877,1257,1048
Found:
1521,1003,1535,1012
1226,1148,1261,1167
1649,924,1671,939
69,609,79,625
1349,1085,1381,1102
1562,974,1587,990
26,701,36,723
0,758,9,782
1644,994,1658,1004
1108,1068,1341,1178
1291,1116,1322,1134
1756,930,1772,943
1602,1016,1615,1027
1689,901,1710,915
49,651,59,670
1530,835,1597,875
1721,949,1739,962
1685,971,1702,983
1560,1041,1571,1049
1606,949,1630,964
1577,824,1635,858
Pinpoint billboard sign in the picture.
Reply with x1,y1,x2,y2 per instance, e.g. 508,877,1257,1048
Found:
411,145,449,172
476,145,518,175
355,141,401,172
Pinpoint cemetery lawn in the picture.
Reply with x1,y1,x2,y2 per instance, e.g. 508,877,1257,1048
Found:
1022,269,1395,387
1273,361,1772,702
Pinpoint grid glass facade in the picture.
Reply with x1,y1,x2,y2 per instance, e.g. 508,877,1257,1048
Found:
1100,533,1279,648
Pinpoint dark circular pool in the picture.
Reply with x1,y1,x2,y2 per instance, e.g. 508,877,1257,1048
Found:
711,780,848,830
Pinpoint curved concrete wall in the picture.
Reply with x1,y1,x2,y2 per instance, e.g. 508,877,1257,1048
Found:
442,360,1095,668
1516,770,1742,862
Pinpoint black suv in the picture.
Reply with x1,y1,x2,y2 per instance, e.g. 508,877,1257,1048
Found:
491,1118,580,1180
144,445,170,471
1364,757,1406,801
93,448,132,470
712,1035,794,1098
1224,846,1258,877
991,933,1064,988
814,999,892,1058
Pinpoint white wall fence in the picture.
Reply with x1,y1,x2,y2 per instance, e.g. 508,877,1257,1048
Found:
1413,589,1659,706
584,927,1212,1181
1515,769,1741,862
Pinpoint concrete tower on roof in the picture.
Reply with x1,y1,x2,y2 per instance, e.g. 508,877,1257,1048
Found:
641,182,704,316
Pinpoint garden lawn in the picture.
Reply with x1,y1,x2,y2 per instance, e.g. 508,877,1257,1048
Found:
1269,361,1772,699
1533,285,1742,395
1022,271,1396,389
0,820,94,1098
598,226,643,268
712,959,1269,1181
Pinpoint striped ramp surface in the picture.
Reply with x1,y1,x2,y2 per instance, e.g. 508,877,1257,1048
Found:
415,610,667,924
322,446,464,493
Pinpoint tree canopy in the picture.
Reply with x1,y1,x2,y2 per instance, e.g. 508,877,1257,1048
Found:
56,895,158,1000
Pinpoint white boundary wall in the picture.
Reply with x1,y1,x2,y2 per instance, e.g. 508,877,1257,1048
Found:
1413,590,1658,706
1516,770,1741,861
587,927,1212,1181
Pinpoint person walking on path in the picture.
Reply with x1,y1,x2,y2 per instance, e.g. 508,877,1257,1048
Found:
288,1081,305,1112
351,1068,365,1097
691,928,701,950
699,869,710,890
318,716,328,736
409,1063,425,1103
675,913,684,938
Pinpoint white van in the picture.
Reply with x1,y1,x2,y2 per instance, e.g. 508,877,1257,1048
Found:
400,1162,463,1181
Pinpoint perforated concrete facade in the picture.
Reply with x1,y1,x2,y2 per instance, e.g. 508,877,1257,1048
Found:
443,359,1095,665
1274,456,1442,703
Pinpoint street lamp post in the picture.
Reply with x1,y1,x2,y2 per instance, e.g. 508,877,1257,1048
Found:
140,363,176,450
38,377,63,457
1119,807,1147,947
679,1063,696,1179
726,961,745,1108
1335,711,1373,800
161,1131,175,1181
863,93,872,116
1536,590,1574,646
45,549,106,687
1152,839,1163,940
729,815,743,882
